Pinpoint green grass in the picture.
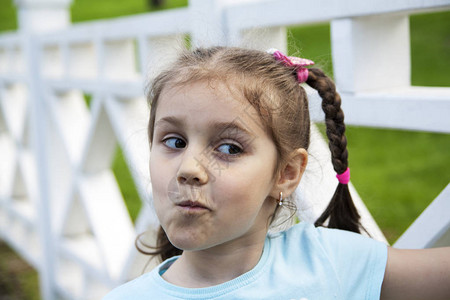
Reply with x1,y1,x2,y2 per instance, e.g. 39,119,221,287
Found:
0,0,17,32
0,241,40,300
410,11,450,86
71,0,187,22
112,146,142,223
0,0,188,29
315,122,450,243
345,127,450,243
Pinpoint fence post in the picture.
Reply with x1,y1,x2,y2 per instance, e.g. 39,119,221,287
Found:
331,14,410,93
189,0,230,47
15,0,72,33
14,0,72,299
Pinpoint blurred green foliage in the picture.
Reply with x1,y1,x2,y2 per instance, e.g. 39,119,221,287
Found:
0,0,17,31
345,127,450,242
71,0,188,22
410,11,450,86
112,146,142,223
0,241,40,300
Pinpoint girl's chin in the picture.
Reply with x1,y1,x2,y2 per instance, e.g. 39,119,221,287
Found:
167,232,211,252
169,240,205,252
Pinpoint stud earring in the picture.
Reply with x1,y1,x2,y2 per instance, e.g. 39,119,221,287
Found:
278,191,283,206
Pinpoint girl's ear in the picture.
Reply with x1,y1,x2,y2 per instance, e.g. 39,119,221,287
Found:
271,148,308,199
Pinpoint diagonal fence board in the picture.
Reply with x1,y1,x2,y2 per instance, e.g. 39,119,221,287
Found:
394,184,450,249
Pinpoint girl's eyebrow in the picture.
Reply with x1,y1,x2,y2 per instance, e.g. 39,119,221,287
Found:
209,121,254,138
154,116,185,128
155,116,254,137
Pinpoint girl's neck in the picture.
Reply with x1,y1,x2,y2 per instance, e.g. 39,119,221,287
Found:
161,233,267,288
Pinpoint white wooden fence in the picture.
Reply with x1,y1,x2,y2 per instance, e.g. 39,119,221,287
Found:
0,0,449,299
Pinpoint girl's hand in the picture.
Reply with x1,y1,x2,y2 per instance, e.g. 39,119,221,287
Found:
381,247,450,300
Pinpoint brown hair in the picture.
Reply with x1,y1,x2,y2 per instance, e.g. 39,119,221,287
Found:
138,46,362,262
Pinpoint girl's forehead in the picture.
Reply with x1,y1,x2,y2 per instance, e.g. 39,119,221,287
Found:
156,81,267,133
159,81,249,114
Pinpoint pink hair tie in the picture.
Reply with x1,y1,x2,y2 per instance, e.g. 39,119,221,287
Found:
267,48,314,83
336,167,350,185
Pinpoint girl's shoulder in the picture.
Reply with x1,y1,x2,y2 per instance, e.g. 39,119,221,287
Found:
103,272,153,300
269,222,388,299
273,221,386,251
269,222,388,279
103,257,179,300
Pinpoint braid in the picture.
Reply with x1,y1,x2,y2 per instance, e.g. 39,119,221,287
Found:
306,68,363,234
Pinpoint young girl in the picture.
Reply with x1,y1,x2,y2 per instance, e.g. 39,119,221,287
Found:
105,47,450,299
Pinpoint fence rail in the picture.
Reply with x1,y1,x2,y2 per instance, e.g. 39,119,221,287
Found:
0,0,449,299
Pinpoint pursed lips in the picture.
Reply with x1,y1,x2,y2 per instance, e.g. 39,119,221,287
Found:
176,200,210,210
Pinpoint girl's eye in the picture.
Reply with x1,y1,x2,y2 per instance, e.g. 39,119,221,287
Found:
216,144,242,155
163,137,186,149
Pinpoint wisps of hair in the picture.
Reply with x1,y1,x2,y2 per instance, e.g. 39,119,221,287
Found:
306,68,363,234
135,227,182,263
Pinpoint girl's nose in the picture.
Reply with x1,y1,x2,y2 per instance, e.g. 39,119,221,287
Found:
176,152,209,185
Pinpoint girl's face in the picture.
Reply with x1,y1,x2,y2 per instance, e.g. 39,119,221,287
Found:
150,81,279,252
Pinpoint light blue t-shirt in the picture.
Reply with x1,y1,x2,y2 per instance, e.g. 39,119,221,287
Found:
104,222,387,300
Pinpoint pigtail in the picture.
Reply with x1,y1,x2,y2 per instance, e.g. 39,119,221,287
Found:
135,226,182,262
306,68,363,234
